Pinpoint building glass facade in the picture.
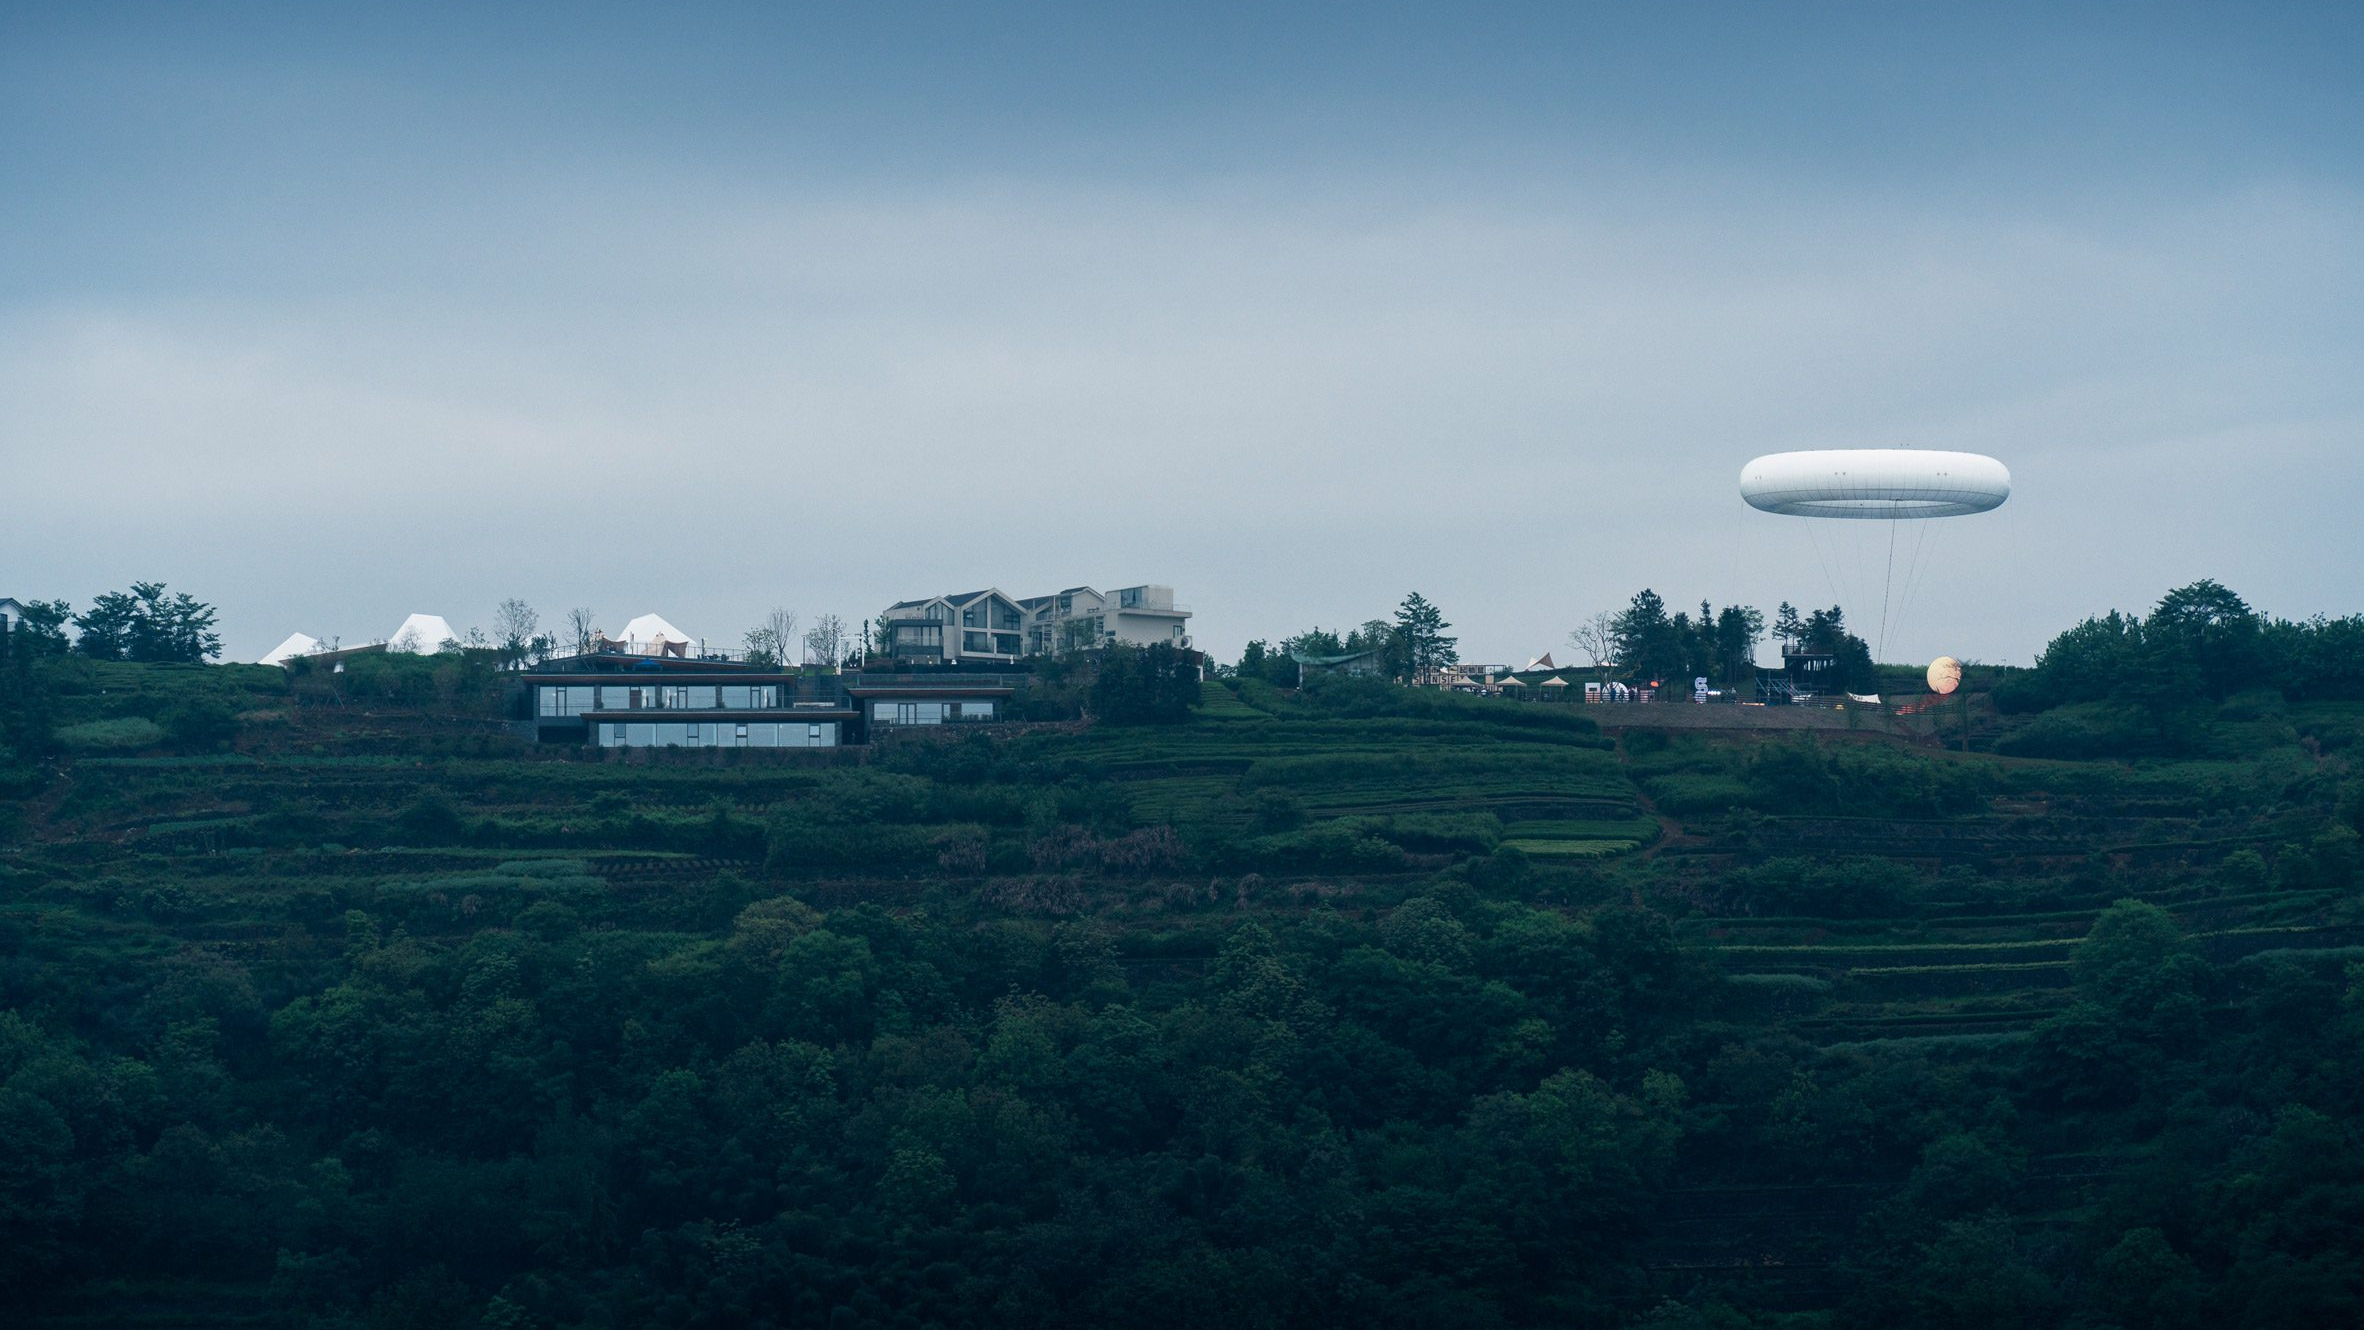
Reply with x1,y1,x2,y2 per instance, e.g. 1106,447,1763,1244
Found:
869,699,997,725
537,683,783,715
598,721,836,748
534,679,843,748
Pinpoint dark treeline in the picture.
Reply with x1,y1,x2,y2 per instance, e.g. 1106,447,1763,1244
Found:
1233,590,1877,694
6,582,221,664
1233,592,1459,687
5,819,2360,1327
0,882,1711,1327
1998,580,2364,757
2006,579,2364,709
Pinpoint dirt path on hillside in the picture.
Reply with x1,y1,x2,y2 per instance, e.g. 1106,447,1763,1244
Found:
1610,732,1698,862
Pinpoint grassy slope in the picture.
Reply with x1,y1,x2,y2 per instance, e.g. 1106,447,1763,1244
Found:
5,670,2358,1320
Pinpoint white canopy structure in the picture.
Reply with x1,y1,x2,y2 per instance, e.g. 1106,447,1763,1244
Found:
617,613,693,656
257,632,320,666
1739,450,2009,519
387,613,460,654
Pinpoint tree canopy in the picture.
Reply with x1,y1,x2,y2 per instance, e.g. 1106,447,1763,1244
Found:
67,582,221,663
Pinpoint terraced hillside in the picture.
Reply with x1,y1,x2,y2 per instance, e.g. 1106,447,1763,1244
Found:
2,660,2359,1327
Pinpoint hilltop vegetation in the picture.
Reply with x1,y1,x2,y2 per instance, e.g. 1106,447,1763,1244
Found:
1,590,2362,1328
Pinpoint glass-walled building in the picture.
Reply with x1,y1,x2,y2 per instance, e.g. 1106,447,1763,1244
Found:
866,698,997,726
846,677,1017,730
526,670,854,748
536,683,786,716
596,719,837,748
527,662,1027,747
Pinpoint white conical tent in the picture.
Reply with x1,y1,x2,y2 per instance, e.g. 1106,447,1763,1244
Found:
258,632,320,666
619,613,693,654
387,613,459,654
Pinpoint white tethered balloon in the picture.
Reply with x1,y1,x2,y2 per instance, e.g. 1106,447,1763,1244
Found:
1739,449,2010,520
1738,449,2011,662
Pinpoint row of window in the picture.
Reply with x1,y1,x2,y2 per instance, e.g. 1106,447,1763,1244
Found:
960,606,1023,630
538,684,783,716
961,632,1024,655
598,721,837,748
870,700,996,725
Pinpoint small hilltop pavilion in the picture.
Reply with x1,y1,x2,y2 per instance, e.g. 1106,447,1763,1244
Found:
387,614,460,654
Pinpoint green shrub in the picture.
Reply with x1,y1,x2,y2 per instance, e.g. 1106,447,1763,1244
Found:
1995,702,2176,759
1728,856,1921,917
397,789,465,840
1742,738,1991,816
160,694,240,751
1242,820,1408,870
55,717,165,751
766,808,934,870
1643,774,1754,816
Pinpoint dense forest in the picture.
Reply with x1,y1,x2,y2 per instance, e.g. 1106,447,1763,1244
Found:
2,582,2361,1328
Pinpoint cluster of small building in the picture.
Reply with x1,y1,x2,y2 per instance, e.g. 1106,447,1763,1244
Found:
1300,648,1852,706
260,583,1195,751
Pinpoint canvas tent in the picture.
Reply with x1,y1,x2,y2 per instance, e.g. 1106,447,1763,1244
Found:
258,632,320,666
387,614,460,654
616,613,694,657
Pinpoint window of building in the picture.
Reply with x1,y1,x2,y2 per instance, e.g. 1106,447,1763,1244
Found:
963,631,989,653
877,701,949,725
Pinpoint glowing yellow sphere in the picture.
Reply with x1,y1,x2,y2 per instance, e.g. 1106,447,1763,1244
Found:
1927,656,1963,695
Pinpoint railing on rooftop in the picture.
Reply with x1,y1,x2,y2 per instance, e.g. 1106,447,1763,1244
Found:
849,672,1029,688
540,642,821,668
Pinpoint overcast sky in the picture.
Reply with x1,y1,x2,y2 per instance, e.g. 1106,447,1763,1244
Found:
6,2,2360,667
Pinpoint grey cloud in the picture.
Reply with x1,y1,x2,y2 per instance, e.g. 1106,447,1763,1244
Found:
5,170,2359,666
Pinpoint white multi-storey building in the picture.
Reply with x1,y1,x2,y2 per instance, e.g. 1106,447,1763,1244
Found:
879,589,1029,665
881,583,1191,663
